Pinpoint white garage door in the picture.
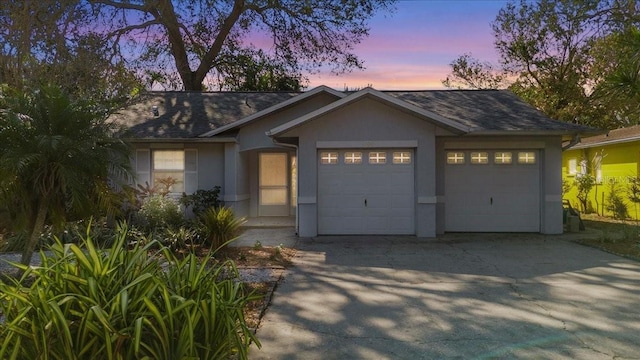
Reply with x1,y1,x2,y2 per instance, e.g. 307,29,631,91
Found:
318,149,415,235
445,150,540,232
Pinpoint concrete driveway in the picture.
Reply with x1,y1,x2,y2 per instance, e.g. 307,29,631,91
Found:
251,234,640,359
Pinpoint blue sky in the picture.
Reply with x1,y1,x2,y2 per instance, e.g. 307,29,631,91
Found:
307,0,509,90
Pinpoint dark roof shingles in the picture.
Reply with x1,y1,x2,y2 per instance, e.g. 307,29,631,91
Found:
111,89,598,139
387,90,595,133
109,91,298,139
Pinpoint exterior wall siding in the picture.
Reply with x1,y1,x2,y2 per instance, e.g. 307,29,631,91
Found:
563,142,640,219
237,93,339,151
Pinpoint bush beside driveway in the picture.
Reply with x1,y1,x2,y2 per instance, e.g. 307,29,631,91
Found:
253,234,640,359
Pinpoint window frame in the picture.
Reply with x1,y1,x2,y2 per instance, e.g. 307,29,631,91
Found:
151,149,187,194
568,158,578,175
593,154,603,184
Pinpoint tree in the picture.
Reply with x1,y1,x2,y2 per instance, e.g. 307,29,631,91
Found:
0,1,142,112
0,86,132,267
443,0,640,129
627,176,640,220
575,173,596,213
89,0,395,90
441,53,507,89
592,27,640,123
215,48,306,91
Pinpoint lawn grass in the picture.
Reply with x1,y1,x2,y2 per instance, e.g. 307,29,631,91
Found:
576,214,640,261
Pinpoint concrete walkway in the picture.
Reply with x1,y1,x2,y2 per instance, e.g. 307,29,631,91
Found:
252,234,640,359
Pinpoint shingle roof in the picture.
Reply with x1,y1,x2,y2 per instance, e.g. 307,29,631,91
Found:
108,91,298,139
386,90,595,133
571,124,640,149
110,88,599,139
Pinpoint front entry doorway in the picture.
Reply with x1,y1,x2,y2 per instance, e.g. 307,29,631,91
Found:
259,152,290,216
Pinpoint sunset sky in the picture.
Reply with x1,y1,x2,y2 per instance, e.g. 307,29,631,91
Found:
307,0,509,90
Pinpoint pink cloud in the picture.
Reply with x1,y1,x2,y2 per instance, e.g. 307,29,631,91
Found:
307,1,507,90
308,64,453,90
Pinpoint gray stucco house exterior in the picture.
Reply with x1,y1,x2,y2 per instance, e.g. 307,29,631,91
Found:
109,86,596,237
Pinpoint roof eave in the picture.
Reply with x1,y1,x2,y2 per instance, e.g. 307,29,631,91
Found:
571,135,640,149
124,137,237,143
465,129,605,140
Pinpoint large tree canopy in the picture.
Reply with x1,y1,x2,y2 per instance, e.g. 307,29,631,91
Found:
0,1,141,111
89,0,395,91
443,0,640,129
1,1,395,92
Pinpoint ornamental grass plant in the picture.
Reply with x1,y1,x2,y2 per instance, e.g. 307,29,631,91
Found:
0,222,258,359
199,207,246,251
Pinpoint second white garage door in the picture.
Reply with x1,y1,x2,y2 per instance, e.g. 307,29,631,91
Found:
445,150,541,232
318,149,415,235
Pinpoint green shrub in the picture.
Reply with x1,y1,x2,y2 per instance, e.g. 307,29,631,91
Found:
0,223,259,359
180,187,222,216
162,225,200,252
136,194,184,231
0,232,25,252
0,219,116,253
199,207,246,250
606,181,629,220
575,173,596,213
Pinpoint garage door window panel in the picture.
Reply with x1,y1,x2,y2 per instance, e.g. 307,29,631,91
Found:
494,152,512,164
393,152,412,164
320,152,338,164
344,152,362,164
369,151,387,164
518,152,536,164
470,152,489,164
447,152,465,164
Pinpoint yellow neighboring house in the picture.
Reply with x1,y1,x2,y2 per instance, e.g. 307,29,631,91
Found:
563,125,640,220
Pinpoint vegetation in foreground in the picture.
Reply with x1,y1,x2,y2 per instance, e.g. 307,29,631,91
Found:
0,223,259,359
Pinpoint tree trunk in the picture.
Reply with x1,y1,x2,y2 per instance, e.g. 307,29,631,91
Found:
182,72,203,91
20,198,48,268
157,0,245,91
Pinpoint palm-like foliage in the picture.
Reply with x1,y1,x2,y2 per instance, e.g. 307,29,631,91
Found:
0,85,132,266
594,28,640,124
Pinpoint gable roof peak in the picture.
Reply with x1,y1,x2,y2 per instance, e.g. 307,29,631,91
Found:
198,85,345,137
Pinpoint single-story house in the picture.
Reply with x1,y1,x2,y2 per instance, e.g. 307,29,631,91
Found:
109,86,597,237
563,124,640,219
